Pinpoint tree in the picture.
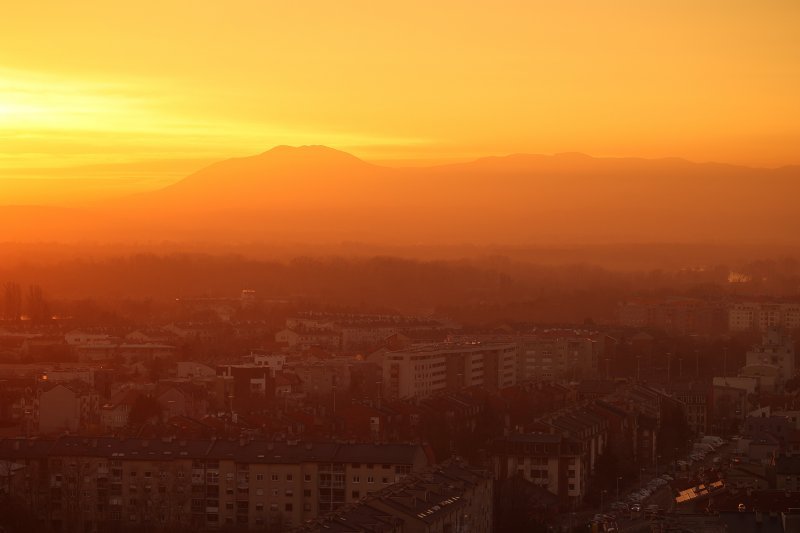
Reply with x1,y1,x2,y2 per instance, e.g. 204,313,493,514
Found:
785,376,800,394
657,402,692,460
2,282,22,321
494,475,551,533
26,284,50,323
128,395,163,426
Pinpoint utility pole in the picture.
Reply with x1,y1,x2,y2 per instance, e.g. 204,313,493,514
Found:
696,349,700,378
723,347,727,379
667,352,671,383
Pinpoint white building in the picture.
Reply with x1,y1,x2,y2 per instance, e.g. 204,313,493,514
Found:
745,329,796,389
252,353,286,375
729,302,800,332
381,343,517,400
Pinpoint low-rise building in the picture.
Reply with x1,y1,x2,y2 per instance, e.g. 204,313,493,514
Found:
37,381,99,434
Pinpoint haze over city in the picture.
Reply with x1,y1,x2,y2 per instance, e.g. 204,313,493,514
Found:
1,2,800,533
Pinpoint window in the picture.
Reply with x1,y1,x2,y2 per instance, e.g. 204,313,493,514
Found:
352,491,360,499
256,474,264,481
304,474,311,482
367,476,374,484
286,474,293,481
351,463,360,468
568,483,575,491
225,503,234,510
271,474,279,481
256,503,263,511
285,489,293,497
352,476,360,483
256,488,264,496
285,503,293,512
382,477,389,484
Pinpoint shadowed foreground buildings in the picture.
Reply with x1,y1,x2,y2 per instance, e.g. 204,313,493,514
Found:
295,459,491,533
0,436,430,532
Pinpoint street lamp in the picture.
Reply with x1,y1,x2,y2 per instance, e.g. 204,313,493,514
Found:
616,476,622,501
601,489,608,513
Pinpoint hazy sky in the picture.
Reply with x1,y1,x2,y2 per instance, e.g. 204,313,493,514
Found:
1,1,799,202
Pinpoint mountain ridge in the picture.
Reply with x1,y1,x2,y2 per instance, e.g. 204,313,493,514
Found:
2,145,799,245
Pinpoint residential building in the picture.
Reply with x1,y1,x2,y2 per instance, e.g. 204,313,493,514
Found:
0,436,430,531
37,381,99,434
380,343,517,401
491,433,586,504
744,329,796,391
729,302,800,332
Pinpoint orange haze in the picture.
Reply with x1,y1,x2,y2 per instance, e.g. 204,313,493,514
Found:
0,2,799,245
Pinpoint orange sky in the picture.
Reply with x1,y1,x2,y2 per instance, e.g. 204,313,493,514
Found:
1,1,799,204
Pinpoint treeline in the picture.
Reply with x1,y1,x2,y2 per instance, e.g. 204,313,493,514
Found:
1,282,50,322
0,252,798,326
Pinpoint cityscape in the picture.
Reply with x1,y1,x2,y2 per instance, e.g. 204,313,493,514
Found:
2,2,800,533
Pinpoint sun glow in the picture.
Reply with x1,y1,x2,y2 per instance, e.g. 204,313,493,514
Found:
0,1,798,205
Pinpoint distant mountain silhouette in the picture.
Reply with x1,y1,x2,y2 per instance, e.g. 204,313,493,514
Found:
3,146,800,244
121,145,384,215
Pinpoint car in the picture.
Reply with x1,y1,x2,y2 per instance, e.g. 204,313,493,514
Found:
631,503,642,513
610,502,629,511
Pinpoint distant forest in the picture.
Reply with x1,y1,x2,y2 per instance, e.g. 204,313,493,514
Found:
1,246,799,326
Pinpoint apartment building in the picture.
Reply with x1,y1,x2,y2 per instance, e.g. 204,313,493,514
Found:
37,381,99,434
516,335,598,380
0,437,429,532
744,329,796,389
666,382,710,436
618,298,728,335
491,433,586,504
449,331,604,381
729,302,800,332
381,343,517,401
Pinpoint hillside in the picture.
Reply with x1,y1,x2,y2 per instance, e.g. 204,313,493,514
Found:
3,146,799,245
